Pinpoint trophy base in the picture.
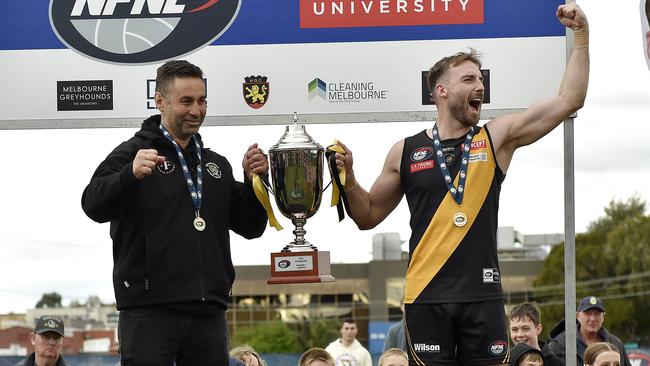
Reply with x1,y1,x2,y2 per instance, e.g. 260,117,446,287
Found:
267,251,335,284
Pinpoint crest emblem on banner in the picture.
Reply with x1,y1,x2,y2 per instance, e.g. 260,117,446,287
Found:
243,76,269,109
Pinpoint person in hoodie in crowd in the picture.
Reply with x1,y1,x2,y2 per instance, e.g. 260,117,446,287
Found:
325,319,372,366
544,296,630,366
584,342,622,366
508,302,562,366
81,59,269,366
14,316,67,366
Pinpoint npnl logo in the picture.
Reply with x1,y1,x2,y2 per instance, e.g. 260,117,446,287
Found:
50,0,241,64
308,78,327,100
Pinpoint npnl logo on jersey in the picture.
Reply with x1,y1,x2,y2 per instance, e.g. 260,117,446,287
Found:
300,0,483,28
50,0,241,64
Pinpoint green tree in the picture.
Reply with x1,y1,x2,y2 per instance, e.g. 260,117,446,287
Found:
232,322,301,353
533,196,650,344
292,316,340,350
35,292,62,308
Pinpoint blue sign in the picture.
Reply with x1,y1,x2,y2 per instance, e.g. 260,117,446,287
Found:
369,321,396,354
0,0,564,52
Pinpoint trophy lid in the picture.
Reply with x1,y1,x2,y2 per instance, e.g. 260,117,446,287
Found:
270,123,324,151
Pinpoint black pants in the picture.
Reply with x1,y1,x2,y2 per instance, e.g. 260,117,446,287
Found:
118,306,229,366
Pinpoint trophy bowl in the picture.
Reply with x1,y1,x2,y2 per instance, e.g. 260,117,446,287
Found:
266,123,334,284
269,124,324,251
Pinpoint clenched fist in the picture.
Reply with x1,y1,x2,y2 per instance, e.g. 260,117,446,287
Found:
242,143,269,181
132,149,166,180
557,3,588,31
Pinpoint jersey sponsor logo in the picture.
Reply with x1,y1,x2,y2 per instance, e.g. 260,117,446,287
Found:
156,156,175,174
488,340,508,356
410,160,434,173
483,268,500,283
413,343,441,353
469,152,488,162
49,0,241,64
461,139,486,151
411,146,434,162
299,0,484,29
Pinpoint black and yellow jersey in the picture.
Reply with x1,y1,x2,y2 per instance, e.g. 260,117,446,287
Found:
400,126,505,304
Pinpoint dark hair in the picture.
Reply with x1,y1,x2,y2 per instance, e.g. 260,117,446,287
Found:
646,0,649,23
155,60,204,98
584,342,619,366
341,318,356,327
426,49,482,101
519,351,543,365
509,302,541,326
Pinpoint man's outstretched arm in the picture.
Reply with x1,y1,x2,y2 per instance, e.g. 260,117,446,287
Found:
336,140,404,230
487,3,590,173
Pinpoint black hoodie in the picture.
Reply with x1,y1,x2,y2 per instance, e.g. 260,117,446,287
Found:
82,115,267,310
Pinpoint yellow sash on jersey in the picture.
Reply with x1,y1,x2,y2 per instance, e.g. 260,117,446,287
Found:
404,128,495,304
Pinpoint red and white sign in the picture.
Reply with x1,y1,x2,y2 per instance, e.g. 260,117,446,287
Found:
300,0,484,28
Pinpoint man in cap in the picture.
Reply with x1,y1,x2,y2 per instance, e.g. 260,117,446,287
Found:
14,315,67,366
544,296,630,366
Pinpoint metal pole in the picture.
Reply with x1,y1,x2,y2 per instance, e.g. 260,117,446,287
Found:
563,1,577,364
564,118,577,366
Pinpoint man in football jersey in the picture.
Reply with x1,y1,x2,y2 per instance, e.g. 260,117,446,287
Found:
334,4,589,365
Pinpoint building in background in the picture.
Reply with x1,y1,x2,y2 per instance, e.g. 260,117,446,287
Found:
1,228,561,355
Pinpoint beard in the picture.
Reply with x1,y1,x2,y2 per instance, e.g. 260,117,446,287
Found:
447,91,481,126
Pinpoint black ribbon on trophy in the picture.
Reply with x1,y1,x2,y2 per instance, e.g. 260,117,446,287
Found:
326,143,352,222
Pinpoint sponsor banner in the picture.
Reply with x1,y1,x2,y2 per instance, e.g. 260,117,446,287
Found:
300,0,484,28
1,1,563,51
0,37,566,123
57,80,113,111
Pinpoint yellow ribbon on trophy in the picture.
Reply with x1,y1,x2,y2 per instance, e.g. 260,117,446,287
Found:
252,174,283,231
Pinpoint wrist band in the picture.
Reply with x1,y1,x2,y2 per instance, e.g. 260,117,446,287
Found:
573,28,589,48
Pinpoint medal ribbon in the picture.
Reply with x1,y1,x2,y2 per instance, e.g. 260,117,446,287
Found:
432,124,474,205
159,124,203,214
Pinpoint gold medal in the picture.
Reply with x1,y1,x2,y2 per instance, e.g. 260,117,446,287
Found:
193,216,206,231
453,212,467,227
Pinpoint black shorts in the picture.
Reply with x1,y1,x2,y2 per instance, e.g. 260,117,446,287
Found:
405,300,509,366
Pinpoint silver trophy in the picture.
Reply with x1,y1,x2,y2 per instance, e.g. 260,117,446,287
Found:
266,122,335,284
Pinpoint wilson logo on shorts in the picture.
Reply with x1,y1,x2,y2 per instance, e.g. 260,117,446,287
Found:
50,0,241,64
488,341,508,356
413,343,441,353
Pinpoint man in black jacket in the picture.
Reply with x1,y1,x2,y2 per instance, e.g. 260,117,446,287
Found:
14,316,67,366
544,296,631,366
82,60,268,365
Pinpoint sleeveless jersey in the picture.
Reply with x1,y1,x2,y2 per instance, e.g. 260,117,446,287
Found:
400,126,505,304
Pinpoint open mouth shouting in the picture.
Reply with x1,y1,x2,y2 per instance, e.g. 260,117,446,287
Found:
469,96,483,113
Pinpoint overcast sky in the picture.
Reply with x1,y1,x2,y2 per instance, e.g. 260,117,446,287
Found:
1,1,649,314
